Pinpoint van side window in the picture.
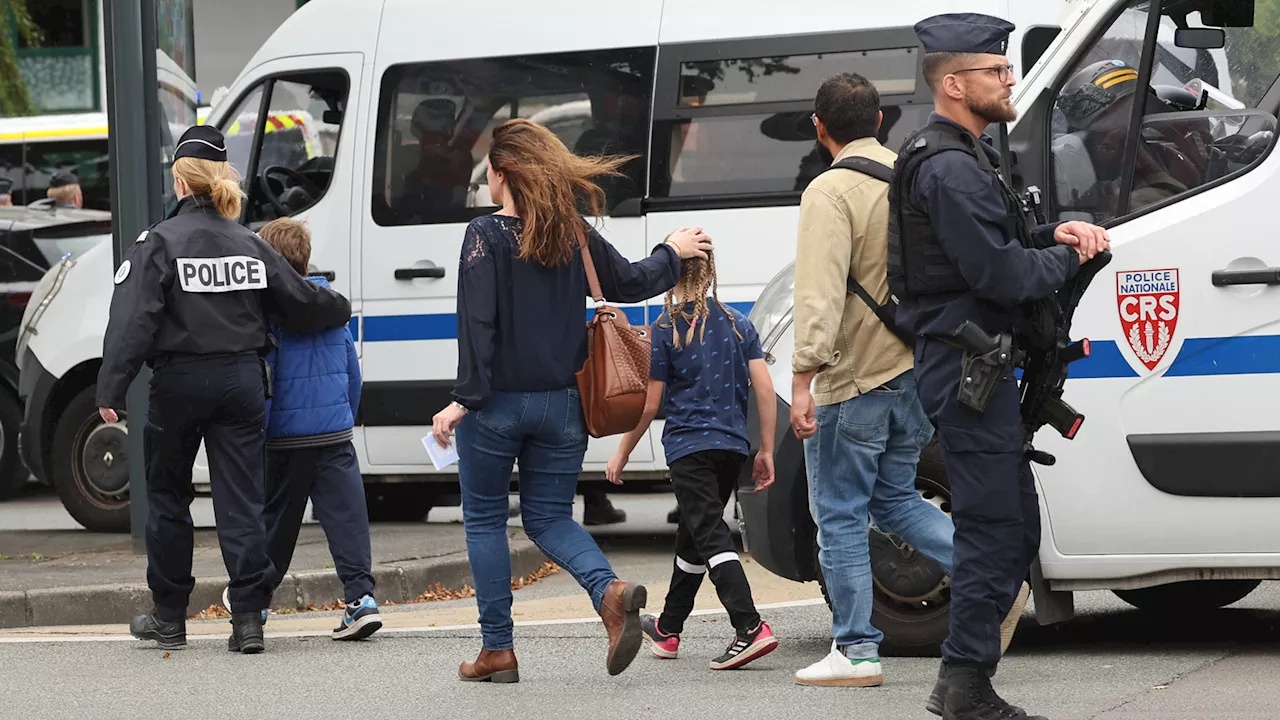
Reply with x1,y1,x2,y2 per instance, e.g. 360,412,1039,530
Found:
370,47,655,227
221,86,266,193
0,146,23,202
651,39,932,200
1049,2,1280,224
23,140,111,211
218,72,348,226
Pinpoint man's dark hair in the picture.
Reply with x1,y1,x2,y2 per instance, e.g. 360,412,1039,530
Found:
922,52,980,92
814,73,881,145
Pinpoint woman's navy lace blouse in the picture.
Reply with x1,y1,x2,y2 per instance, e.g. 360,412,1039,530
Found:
452,214,681,410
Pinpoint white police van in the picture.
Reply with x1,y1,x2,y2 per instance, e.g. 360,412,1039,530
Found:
16,0,1071,533
743,0,1280,653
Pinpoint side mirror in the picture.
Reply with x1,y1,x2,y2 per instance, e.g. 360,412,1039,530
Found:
1175,27,1226,49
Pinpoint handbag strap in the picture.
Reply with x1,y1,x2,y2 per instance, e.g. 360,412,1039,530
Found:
579,232,604,303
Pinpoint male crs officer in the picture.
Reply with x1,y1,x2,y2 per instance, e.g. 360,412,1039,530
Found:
888,14,1110,720
96,125,352,654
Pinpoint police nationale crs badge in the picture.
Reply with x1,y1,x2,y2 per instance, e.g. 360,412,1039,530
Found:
1117,268,1179,371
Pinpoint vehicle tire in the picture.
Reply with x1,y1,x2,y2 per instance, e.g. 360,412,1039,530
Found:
364,483,435,523
51,385,131,533
0,388,29,500
814,439,953,657
1113,580,1261,613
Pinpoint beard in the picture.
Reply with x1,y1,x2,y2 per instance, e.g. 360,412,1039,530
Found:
966,91,1017,124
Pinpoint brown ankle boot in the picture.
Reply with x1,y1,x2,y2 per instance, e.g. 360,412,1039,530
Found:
458,648,519,683
598,580,647,675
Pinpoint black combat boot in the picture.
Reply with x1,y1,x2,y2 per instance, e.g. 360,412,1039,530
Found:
227,612,265,654
929,662,1028,716
943,664,1045,720
129,609,186,649
582,490,626,526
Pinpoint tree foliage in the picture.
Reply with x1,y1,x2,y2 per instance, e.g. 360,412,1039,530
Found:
0,0,42,117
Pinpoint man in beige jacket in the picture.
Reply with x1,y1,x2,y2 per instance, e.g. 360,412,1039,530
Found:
790,73,955,688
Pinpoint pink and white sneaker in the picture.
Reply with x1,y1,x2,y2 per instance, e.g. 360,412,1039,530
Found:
710,620,778,670
641,615,680,659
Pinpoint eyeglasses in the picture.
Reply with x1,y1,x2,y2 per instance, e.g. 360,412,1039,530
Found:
953,63,1016,84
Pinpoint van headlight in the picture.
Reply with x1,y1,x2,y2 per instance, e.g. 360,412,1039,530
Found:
16,254,75,368
749,261,795,359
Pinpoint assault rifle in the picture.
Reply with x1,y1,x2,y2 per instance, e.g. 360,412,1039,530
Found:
1019,247,1112,466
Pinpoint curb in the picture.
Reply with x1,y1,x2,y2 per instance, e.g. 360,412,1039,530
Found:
0,537,548,630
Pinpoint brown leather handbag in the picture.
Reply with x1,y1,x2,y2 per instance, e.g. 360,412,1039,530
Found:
574,238,651,438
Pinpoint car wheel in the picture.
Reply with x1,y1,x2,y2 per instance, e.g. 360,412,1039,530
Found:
0,388,30,500
1113,579,1261,613
51,385,130,533
814,440,953,657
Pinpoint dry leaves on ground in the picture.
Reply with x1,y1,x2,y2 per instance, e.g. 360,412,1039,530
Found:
187,561,560,620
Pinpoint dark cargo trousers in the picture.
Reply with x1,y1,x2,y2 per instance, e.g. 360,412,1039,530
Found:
915,338,1038,670
144,352,275,620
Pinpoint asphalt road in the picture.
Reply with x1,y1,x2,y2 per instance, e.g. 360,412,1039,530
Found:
6,491,1280,718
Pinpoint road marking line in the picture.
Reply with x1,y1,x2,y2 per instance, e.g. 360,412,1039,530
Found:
0,598,826,644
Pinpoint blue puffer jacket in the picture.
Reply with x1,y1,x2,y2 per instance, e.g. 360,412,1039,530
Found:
265,276,361,441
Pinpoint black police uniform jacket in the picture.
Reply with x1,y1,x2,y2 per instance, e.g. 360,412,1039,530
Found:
96,196,351,409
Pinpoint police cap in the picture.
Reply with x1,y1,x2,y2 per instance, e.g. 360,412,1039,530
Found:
0,177,11,194
914,13,1015,55
49,170,78,188
174,125,228,162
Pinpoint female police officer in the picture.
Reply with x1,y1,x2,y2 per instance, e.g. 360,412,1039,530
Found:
96,125,351,654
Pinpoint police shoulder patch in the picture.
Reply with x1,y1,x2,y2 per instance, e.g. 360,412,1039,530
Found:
134,230,148,244
114,260,131,284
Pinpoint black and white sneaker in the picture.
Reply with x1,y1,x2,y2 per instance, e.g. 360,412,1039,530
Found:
709,621,778,670
332,595,383,641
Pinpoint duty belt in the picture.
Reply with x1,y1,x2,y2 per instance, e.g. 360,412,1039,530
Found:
150,350,259,368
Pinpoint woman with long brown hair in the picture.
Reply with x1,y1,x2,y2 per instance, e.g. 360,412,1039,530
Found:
431,118,711,682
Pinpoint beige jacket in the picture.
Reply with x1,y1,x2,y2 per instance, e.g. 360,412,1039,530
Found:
791,138,913,407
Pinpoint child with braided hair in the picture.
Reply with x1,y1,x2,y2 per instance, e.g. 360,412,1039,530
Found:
607,250,779,671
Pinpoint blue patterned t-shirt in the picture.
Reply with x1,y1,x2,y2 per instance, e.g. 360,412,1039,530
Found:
650,302,763,464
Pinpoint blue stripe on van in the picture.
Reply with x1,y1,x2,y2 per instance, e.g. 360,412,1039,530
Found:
1165,335,1280,377
353,305,1280,380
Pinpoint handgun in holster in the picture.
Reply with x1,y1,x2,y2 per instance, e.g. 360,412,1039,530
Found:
950,321,1014,413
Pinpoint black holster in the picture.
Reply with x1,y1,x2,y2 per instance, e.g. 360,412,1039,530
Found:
945,321,1014,413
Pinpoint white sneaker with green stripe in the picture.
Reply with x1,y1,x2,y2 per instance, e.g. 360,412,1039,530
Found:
794,643,884,687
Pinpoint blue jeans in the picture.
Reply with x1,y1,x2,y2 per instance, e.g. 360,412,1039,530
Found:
803,369,955,659
457,387,618,651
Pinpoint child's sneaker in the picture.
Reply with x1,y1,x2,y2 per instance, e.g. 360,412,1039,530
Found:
641,614,680,659
709,620,777,670
794,642,884,687
221,586,268,625
332,595,383,641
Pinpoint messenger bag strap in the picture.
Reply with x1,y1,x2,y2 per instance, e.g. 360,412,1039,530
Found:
579,230,604,303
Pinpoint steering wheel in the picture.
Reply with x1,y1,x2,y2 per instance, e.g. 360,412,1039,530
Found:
258,165,322,216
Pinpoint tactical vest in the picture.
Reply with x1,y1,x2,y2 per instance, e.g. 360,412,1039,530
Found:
887,121,1057,348
887,121,1037,298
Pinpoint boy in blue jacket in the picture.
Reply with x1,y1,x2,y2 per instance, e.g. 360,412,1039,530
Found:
251,217,382,641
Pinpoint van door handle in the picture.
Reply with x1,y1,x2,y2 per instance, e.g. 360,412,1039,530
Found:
1211,268,1280,287
395,263,446,280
